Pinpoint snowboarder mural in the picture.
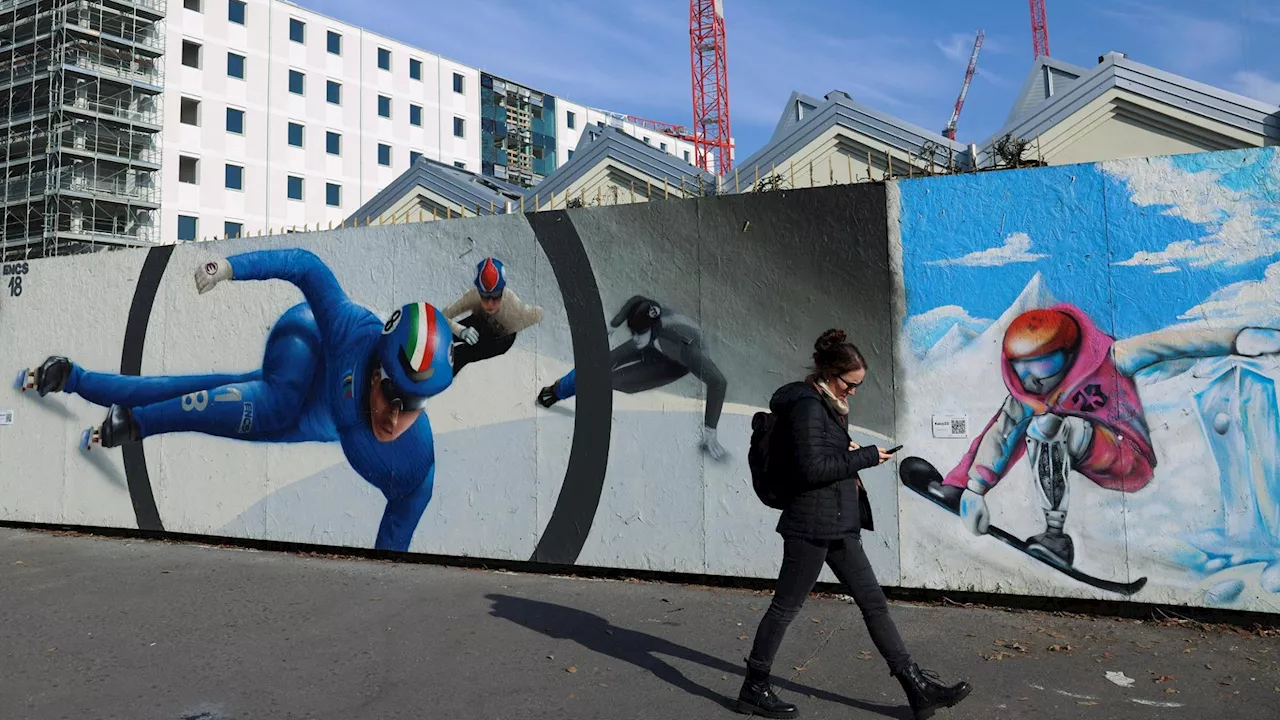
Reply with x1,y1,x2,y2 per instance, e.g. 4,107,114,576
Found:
907,303,1280,587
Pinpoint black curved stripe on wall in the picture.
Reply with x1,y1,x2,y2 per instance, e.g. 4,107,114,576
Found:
527,210,612,565
119,245,172,533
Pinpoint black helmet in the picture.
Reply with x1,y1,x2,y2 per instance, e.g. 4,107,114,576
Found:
626,298,663,334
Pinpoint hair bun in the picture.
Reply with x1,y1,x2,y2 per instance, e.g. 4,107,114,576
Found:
815,329,847,353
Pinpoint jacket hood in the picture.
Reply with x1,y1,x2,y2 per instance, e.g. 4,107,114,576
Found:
769,380,820,414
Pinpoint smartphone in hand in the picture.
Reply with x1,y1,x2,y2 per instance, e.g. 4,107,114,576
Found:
885,444,903,455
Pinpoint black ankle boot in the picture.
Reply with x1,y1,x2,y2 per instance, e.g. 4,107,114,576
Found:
893,663,971,720
736,665,798,719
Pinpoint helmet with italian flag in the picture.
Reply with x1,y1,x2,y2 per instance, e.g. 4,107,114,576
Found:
376,301,455,408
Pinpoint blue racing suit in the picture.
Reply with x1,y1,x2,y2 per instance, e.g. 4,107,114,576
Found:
63,249,437,552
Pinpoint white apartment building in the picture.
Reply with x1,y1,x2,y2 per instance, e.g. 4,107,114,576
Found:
163,0,699,243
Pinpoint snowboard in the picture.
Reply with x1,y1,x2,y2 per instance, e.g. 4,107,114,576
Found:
899,456,1148,596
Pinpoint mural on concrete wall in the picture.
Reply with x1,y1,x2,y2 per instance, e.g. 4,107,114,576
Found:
897,147,1280,610
0,184,898,584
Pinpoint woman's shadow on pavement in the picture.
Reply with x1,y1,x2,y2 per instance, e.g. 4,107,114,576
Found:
486,593,906,718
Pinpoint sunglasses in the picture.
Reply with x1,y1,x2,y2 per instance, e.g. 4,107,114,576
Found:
377,367,429,411
478,288,504,301
838,374,862,390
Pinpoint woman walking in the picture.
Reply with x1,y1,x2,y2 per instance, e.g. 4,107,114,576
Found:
738,329,972,720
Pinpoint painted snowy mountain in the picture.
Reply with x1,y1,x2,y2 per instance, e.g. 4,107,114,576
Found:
919,272,1061,370
922,323,979,365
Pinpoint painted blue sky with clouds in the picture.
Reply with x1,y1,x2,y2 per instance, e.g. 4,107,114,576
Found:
900,147,1280,353
292,0,1280,159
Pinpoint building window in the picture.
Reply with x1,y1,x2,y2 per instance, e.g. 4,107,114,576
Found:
378,143,391,166
410,104,422,127
326,80,341,105
377,47,390,70
226,107,244,134
224,221,243,239
378,95,391,118
453,117,464,138
178,156,199,184
454,161,466,170
326,182,341,207
327,30,341,55
289,18,305,44
568,149,574,160
410,151,422,165
410,58,422,80
661,142,668,152
326,131,341,155
177,215,198,242
452,72,464,94
287,175,303,200
288,122,304,147
225,163,243,190
567,111,576,129
181,40,201,68
228,0,245,25
179,97,200,126
288,70,304,95
643,136,650,145
227,52,245,79
184,0,202,12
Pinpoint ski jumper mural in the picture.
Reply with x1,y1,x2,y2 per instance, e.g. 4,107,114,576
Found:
446,257,545,376
536,294,729,459
17,249,456,552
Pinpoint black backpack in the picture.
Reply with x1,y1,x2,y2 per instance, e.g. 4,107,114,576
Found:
748,411,790,509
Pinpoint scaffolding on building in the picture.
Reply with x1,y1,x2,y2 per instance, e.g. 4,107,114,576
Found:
481,73,556,189
1,0,166,262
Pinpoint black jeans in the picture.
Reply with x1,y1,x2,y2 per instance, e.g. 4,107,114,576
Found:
747,536,912,676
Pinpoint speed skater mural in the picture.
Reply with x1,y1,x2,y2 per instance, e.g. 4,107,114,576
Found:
897,147,1280,609
17,248,458,552
446,257,546,377
536,294,729,460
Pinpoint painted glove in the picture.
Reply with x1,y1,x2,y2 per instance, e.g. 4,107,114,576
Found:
1235,327,1280,357
195,258,233,294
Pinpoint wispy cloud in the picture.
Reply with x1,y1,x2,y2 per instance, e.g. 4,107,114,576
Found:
1179,261,1280,325
936,32,1011,88
1106,155,1280,269
1099,1,1243,75
1232,71,1280,105
927,232,1048,267
905,304,993,351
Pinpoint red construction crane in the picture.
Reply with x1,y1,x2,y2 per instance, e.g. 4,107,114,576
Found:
624,114,693,140
943,30,985,141
689,0,732,174
1030,0,1050,58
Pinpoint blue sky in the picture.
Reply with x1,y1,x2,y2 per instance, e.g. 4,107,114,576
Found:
295,0,1280,158
899,147,1280,353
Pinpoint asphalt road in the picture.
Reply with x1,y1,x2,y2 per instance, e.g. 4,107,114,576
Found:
2,526,1277,720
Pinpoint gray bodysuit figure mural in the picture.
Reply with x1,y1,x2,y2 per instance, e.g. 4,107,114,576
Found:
536,295,729,459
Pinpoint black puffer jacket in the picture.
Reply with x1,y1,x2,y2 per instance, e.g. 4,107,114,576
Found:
770,381,880,540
